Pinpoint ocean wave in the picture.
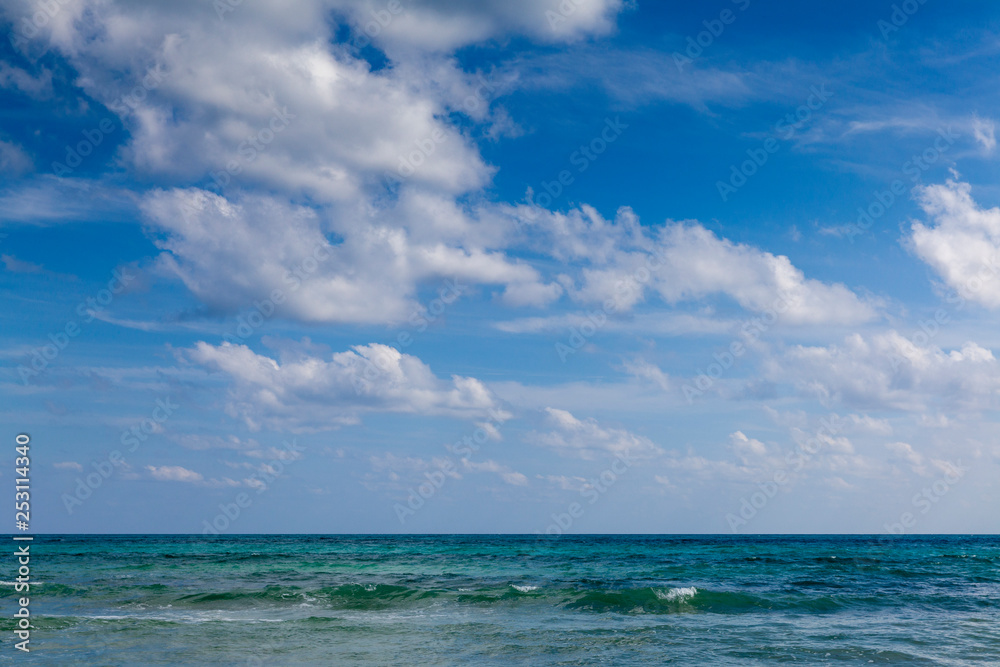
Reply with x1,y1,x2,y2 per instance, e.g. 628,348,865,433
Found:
15,577,992,618
654,586,697,602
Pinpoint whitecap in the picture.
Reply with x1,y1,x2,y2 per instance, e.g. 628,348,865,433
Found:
511,584,538,593
654,586,697,602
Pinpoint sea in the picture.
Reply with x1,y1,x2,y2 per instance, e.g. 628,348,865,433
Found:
1,534,998,665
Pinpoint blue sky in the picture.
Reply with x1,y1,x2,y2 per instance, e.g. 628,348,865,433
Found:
3,0,1000,534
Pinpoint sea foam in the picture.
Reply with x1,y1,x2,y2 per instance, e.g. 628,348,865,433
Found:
655,586,698,602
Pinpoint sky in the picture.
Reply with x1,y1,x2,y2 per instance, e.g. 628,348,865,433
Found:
2,0,1000,534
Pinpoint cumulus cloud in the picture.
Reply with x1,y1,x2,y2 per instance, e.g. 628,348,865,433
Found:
729,431,768,464
188,340,505,431
765,331,1000,411
526,407,660,460
10,1,871,332
8,0,492,199
332,0,626,53
511,204,879,326
142,188,545,324
909,180,1000,308
660,425,881,496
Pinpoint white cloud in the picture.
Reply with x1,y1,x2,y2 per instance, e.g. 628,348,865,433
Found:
972,116,996,153
500,280,564,308
12,0,494,199
511,205,879,326
766,331,1000,411
333,0,626,53
847,414,893,435
0,177,137,224
142,188,543,324
660,450,760,483
494,311,735,336
729,430,768,464
54,461,83,472
10,1,875,333
146,465,203,483
909,180,1000,308
885,441,925,471
537,474,588,491
370,452,461,478
174,434,304,462
660,425,879,494
0,139,32,175
620,357,670,391
0,63,52,98
461,458,528,486
527,407,660,460
188,340,505,431
174,434,256,451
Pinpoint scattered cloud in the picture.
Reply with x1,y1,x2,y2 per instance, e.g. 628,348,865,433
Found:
527,407,660,460
188,341,505,431
909,180,1000,307
146,465,204,483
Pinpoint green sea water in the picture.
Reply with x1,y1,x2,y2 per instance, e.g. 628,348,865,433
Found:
1,535,999,664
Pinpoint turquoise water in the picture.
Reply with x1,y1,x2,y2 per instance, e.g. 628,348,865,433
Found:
2,535,999,664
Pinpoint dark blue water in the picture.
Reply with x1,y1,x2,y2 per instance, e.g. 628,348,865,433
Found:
2,535,999,664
